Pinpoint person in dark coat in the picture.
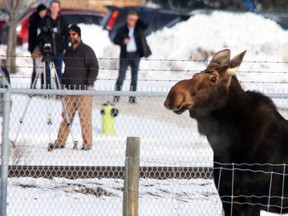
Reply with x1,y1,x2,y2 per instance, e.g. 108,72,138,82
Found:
113,10,151,104
61,26,99,90
28,3,47,88
0,64,11,116
52,25,99,151
37,0,68,89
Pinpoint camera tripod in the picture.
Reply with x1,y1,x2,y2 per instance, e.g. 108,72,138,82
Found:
12,57,78,151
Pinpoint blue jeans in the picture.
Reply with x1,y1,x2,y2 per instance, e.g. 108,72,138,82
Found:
42,53,64,89
115,53,140,92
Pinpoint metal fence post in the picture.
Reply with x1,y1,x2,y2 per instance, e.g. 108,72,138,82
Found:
1,87,11,216
123,137,140,216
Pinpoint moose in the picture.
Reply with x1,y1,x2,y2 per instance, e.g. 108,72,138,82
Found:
164,49,288,215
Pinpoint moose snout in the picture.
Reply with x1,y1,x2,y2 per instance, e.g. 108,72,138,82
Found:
163,97,171,110
164,91,194,114
164,91,177,110
164,79,195,113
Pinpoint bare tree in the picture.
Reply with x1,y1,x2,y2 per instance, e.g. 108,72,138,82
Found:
4,0,35,74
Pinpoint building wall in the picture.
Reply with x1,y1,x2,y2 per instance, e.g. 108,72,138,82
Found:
0,0,145,10
60,0,146,10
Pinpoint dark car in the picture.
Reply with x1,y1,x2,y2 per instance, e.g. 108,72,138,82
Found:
0,7,9,44
257,12,288,30
1,8,105,45
101,5,191,40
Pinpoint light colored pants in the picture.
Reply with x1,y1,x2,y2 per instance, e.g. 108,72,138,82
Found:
56,95,93,148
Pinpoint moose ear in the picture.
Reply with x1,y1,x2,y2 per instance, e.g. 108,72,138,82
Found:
226,50,246,75
208,49,231,66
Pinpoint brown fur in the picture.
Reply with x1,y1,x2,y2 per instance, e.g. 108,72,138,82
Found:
164,49,288,215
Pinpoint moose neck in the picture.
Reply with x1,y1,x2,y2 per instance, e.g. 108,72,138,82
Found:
226,76,246,105
196,75,246,161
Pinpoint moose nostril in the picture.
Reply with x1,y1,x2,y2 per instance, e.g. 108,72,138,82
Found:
176,104,182,111
164,100,170,109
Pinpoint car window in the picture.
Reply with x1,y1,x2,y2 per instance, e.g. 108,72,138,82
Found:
152,13,180,30
103,7,190,41
63,14,102,25
113,12,127,30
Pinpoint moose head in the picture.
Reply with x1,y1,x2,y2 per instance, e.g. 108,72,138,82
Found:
164,49,246,118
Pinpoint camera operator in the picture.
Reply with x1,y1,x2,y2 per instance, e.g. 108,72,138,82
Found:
37,0,68,89
28,4,47,89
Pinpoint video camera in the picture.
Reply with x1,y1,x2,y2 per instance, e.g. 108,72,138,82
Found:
38,11,56,62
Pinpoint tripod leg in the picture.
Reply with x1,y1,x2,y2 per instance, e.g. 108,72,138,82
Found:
60,97,78,149
30,58,43,91
48,98,78,151
13,59,46,147
48,62,78,150
47,99,53,149
12,96,33,147
50,61,61,89
43,60,52,89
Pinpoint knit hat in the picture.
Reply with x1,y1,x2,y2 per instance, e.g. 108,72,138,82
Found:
68,24,81,37
37,4,47,13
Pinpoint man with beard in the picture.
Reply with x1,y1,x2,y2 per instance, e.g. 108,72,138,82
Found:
51,25,99,151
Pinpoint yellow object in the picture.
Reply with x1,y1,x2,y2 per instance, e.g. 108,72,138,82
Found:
100,102,118,135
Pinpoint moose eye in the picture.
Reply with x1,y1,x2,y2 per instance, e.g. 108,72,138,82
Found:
210,76,217,84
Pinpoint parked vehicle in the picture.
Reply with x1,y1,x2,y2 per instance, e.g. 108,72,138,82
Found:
1,8,105,45
257,12,288,30
0,7,9,44
189,9,288,30
101,5,191,40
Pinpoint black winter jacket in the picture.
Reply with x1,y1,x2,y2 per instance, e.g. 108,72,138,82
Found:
62,41,99,90
38,12,69,55
113,18,151,58
0,67,11,116
28,12,42,53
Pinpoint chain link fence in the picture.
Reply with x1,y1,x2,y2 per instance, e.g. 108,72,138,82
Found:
2,88,288,215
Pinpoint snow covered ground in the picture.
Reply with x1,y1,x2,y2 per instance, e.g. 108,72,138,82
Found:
4,10,288,215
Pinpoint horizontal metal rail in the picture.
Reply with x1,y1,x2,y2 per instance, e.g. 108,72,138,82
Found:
2,88,288,99
8,166,213,180
7,89,168,97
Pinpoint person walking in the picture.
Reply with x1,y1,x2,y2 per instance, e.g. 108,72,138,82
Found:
113,10,151,104
28,3,47,88
51,25,99,151
38,0,68,89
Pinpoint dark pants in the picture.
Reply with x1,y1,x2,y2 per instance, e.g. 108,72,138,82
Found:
115,53,140,94
30,58,37,88
42,52,64,89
